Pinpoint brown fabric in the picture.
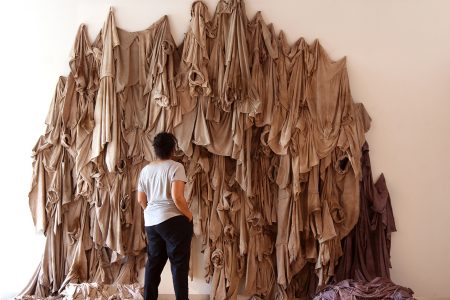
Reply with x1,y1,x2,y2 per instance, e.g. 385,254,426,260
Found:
313,277,414,300
334,142,397,283
22,1,396,300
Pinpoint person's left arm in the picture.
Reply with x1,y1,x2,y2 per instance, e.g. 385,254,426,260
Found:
138,191,147,209
171,180,192,221
171,163,192,221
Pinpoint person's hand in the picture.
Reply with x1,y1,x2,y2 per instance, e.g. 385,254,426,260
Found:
187,212,193,222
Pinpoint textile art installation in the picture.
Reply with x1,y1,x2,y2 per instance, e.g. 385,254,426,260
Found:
20,0,408,299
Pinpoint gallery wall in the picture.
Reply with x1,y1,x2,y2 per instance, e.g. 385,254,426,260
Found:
0,0,449,299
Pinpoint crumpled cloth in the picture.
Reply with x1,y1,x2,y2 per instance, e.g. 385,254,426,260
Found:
16,283,143,300
313,277,414,300
62,283,143,300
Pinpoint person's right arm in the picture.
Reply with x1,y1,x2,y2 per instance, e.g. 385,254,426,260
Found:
171,180,193,221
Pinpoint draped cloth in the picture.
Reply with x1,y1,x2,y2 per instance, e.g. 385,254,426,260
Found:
335,142,397,282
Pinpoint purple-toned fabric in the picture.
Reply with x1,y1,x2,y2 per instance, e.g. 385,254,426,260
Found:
335,142,397,282
313,277,414,300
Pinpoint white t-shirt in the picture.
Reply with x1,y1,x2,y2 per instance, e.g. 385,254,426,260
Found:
138,160,187,226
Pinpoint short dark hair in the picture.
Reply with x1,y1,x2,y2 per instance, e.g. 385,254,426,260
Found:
152,132,177,159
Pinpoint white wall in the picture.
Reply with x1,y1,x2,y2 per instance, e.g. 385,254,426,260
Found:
0,0,450,299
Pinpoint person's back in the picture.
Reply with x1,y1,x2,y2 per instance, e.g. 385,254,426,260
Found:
139,160,187,226
137,132,193,300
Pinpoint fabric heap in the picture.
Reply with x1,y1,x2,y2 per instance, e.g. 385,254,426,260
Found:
19,283,143,300
61,283,143,300
313,277,414,300
22,1,395,299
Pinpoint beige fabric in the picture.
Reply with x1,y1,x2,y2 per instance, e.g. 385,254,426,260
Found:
91,9,120,172
61,283,143,300
23,1,375,299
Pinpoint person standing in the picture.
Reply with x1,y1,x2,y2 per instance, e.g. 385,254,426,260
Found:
137,132,193,300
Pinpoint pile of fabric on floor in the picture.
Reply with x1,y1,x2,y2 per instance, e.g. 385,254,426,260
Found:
18,283,142,300
313,277,414,300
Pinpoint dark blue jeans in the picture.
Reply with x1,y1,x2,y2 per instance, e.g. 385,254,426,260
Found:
144,215,193,300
